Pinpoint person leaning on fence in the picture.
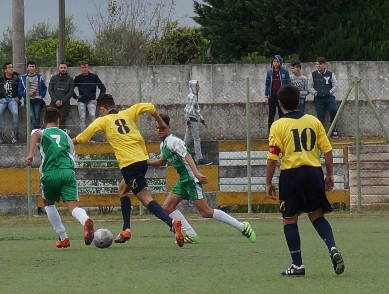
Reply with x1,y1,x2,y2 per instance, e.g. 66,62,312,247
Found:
72,93,185,247
308,57,339,138
18,60,47,130
290,61,308,114
48,61,74,133
264,54,291,131
265,84,345,277
148,113,256,244
0,62,21,144
184,80,212,165
25,107,95,249
73,61,106,136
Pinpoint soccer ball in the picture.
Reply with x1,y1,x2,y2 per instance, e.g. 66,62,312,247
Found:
93,228,113,249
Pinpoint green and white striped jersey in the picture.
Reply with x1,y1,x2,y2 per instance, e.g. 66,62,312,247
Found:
160,134,198,182
33,127,75,175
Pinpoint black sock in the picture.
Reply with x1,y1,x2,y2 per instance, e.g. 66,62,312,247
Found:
147,200,173,228
120,196,131,230
284,223,303,267
312,217,336,252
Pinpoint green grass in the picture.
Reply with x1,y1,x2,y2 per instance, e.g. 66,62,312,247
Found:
1,212,389,293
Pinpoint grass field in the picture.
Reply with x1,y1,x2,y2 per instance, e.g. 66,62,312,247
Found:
1,212,389,294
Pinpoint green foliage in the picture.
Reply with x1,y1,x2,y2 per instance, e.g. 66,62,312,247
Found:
146,22,211,65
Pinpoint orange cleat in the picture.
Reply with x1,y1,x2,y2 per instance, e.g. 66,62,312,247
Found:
114,230,132,243
83,219,95,245
56,238,70,248
173,219,184,247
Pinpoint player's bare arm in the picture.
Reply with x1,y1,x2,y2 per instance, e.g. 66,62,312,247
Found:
266,159,277,199
148,158,167,167
324,151,335,191
25,131,41,166
185,153,208,184
151,111,167,130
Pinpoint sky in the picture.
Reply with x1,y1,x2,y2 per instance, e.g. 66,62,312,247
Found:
0,0,201,41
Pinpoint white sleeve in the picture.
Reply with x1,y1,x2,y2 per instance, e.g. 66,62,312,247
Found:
166,136,188,158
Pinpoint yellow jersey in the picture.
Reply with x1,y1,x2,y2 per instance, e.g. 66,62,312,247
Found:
267,111,332,170
76,103,156,169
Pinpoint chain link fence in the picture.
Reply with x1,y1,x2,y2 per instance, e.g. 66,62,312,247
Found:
1,75,389,214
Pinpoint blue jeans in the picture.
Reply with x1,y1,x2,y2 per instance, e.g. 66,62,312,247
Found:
0,98,19,136
30,99,45,129
299,98,306,113
314,95,337,127
78,101,96,131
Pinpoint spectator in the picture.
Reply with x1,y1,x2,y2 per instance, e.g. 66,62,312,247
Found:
0,62,21,144
290,61,309,113
184,80,212,165
48,61,74,132
264,54,291,131
308,57,339,138
18,60,47,129
73,61,106,133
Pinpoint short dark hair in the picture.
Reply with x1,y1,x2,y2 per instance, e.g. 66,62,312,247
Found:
44,107,61,124
316,57,326,64
159,113,170,126
27,60,36,66
277,85,300,111
3,62,12,70
80,61,89,67
97,93,116,109
59,60,68,66
291,61,301,68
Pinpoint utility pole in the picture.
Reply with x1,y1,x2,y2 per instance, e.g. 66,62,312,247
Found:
58,0,66,64
12,0,25,74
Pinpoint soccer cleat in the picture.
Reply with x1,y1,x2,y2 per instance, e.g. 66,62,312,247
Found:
184,235,201,244
330,248,345,275
197,159,213,166
56,238,70,248
241,221,256,243
83,218,95,245
281,264,306,277
173,219,184,247
114,230,132,243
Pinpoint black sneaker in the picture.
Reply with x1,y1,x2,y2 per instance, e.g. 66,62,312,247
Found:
281,264,305,277
330,248,345,275
197,159,212,166
331,128,339,138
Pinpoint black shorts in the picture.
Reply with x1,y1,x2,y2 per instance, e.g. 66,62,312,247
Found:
120,160,148,195
278,166,332,218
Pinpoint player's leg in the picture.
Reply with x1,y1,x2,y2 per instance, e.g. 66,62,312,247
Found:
309,209,345,275
41,171,70,247
114,179,132,243
122,161,184,247
164,189,199,244
62,169,94,245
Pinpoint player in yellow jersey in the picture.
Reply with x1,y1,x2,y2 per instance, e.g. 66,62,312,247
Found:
72,93,184,247
266,85,344,276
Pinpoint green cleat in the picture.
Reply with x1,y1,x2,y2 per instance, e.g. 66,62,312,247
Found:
184,235,201,244
241,221,256,243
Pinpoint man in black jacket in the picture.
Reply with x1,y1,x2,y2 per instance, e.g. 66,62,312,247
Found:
48,61,74,132
73,61,106,133
0,62,21,143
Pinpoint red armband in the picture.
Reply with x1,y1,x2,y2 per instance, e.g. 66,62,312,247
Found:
269,146,280,155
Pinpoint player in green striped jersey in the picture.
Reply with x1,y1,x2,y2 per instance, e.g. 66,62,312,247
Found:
148,114,256,243
25,107,94,248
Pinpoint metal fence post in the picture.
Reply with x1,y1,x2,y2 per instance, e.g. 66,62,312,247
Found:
246,78,252,213
137,79,145,215
26,79,32,216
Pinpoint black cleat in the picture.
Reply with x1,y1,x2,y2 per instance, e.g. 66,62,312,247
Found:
281,264,305,277
330,248,345,275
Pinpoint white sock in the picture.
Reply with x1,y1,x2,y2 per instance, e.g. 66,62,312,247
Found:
169,209,198,237
71,207,89,226
45,205,67,240
212,209,244,231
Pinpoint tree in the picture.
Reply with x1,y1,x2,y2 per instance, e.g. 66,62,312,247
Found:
146,22,210,65
89,0,176,65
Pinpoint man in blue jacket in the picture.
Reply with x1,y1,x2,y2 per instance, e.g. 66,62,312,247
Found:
264,55,291,131
18,60,47,129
